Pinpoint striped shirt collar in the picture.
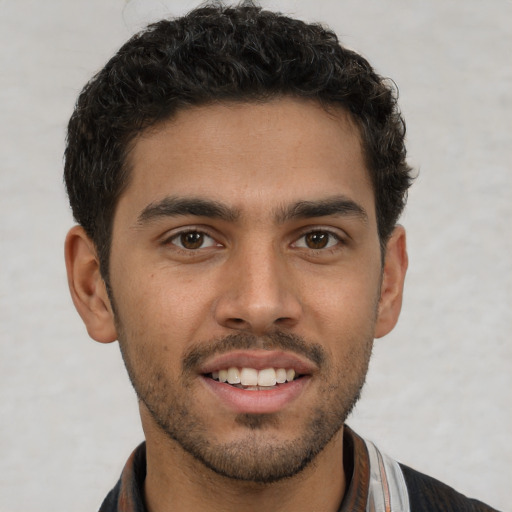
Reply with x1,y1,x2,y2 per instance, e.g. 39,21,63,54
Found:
99,426,409,512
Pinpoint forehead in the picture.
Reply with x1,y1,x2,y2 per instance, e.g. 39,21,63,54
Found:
118,97,375,225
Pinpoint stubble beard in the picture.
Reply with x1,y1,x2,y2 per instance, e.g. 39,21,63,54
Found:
117,328,374,484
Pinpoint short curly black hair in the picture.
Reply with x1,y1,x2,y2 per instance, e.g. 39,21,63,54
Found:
64,2,413,281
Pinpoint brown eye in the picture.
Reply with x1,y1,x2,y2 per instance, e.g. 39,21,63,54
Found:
170,231,217,250
305,232,329,249
180,232,204,249
294,230,340,250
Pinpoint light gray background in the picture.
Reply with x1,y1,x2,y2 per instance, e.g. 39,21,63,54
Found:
1,1,510,510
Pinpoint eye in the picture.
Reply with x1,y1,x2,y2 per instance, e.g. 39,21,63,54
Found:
293,230,341,250
169,230,218,250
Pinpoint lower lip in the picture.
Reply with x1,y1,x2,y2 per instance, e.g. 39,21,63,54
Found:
201,376,310,414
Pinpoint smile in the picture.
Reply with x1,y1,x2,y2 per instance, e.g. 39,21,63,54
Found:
198,349,315,413
208,367,298,390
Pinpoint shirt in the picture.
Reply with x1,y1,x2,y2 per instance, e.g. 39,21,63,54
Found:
99,426,499,511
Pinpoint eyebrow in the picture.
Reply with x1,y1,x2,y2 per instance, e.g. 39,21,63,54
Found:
136,195,368,226
137,197,240,224
276,196,369,224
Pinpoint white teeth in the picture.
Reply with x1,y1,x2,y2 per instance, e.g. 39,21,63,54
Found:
227,367,241,384
240,368,258,386
257,368,276,386
275,368,287,383
212,367,297,386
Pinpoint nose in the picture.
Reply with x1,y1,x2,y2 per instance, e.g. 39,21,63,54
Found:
213,244,303,335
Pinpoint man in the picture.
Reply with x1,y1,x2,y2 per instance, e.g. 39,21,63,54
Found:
63,3,498,511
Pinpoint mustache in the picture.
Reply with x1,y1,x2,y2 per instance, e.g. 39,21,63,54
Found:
182,330,326,373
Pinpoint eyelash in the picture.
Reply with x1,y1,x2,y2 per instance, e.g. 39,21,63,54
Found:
292,229,344,251
164,229,220,251
163,227,346,254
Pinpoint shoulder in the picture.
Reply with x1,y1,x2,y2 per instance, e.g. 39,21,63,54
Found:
98,479,121,512
98,443,147,512
400,463,500,512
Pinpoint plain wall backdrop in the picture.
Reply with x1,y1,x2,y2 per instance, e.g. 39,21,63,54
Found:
0,0,510,510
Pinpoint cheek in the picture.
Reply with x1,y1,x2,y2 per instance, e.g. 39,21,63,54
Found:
300,266,381,365
305,269,381,325
115,266,208,329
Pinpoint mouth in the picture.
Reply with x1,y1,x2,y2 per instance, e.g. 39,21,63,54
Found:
206,366,302,391
199,351,313,414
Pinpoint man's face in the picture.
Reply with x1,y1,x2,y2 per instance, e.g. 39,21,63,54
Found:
108,98,388,482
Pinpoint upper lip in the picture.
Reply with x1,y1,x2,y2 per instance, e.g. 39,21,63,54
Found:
199,350,318,375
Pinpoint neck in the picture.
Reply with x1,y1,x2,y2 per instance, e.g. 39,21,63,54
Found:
143,426,346,512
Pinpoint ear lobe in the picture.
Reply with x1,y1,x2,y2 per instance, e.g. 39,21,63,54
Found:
374,225,408,339
64,226,118,343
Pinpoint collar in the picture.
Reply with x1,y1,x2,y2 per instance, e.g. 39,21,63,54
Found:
99,426,400,512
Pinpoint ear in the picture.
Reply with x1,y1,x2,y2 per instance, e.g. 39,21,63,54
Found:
374,225,408,338
64,226,118,343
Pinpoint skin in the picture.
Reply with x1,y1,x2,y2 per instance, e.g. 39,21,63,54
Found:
65,97,408,512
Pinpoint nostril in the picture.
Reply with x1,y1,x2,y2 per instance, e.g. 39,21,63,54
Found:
224,317,252,331
275,317,295,327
